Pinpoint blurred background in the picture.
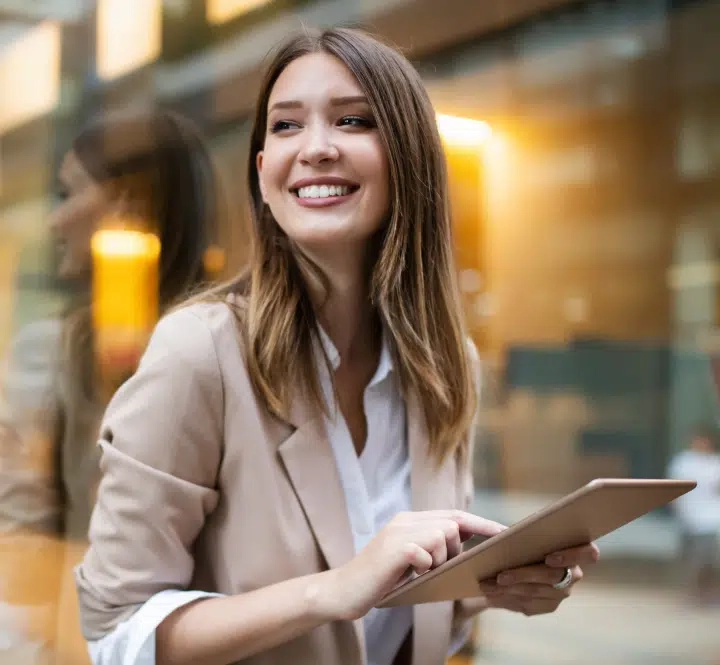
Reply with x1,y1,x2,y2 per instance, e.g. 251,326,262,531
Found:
0,0,719,663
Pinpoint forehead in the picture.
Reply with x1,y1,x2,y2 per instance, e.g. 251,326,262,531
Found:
268,52,364,106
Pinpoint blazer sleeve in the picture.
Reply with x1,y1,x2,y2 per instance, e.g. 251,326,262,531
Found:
74,307,224,641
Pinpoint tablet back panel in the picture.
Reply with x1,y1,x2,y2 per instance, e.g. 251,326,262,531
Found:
377,478,695,608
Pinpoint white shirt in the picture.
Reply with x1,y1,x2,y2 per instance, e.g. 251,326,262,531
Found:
668,449,720,534
87,327,467,665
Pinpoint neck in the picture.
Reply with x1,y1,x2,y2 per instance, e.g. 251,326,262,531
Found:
302,246,380,363
319,284,379,363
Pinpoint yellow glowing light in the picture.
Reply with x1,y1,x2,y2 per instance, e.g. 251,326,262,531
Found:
92,229,160,259
203,245,226,275
96,0,161,81
0,21,61,134
91,229,161,369
436,114,493,147
207,0,273,24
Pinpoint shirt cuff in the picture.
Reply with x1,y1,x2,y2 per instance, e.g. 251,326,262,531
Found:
88,589,223,665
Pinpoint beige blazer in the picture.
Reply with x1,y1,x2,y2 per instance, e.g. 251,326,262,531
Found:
75,301,477,665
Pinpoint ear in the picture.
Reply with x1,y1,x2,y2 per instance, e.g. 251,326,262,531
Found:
256,151,268,203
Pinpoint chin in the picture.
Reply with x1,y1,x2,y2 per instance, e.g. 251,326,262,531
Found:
293,218,378,246
293,229,369,254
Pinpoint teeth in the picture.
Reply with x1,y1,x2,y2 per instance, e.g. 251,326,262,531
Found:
297,184,351,199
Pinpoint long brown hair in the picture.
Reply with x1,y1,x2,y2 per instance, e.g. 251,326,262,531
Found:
210,28,475,463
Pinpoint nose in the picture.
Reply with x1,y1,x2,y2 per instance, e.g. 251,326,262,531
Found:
298,123,339,166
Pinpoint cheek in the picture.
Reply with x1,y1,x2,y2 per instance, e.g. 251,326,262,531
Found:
259,143,293,195
357,141,389,194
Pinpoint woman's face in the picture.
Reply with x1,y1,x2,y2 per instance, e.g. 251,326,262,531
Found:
256,52,390,265
50,150,108,279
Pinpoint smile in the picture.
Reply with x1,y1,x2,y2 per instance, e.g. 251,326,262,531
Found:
295,184,354,199
289,179,360,208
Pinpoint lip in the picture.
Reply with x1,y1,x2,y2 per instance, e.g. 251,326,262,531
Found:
293,191,357,208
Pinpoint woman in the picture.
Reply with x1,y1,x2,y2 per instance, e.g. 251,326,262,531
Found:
0,108,222,662
76,29,599,665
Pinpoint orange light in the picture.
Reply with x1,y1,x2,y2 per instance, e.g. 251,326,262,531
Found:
91,229,161,370
436,114,492,147
207,0,273,24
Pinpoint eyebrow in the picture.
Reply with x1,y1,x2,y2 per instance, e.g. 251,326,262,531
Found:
268,95,369,113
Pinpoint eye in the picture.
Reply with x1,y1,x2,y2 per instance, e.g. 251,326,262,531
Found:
338,115,374,129
269,120,300,133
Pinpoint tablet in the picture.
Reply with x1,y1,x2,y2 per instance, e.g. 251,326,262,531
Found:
376,478,695,608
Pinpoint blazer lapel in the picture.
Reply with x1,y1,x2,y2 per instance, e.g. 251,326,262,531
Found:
277,397,355,572
407,390,456,665
277,396,367,664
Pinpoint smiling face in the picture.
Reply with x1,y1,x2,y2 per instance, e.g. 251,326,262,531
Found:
256,52,390,264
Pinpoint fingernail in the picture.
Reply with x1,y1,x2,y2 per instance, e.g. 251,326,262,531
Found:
497,573,514,585
547,555,563,566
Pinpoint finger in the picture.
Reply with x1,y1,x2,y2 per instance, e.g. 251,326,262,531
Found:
545,543,599,567
486,590,560,616
484,594,527,614
490,582,570,600
452,512,506,541
407,511,505,544
440,519,462,560
402,543,433,576
515,597,562,617
414,511,506,540
425,529,448,569
496,564,571,586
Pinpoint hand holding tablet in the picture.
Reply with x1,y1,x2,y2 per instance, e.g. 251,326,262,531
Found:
375,478,695,608
319,478,694,622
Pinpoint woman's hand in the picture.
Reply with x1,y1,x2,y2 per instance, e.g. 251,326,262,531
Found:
477,543,600,616
320,510,506,621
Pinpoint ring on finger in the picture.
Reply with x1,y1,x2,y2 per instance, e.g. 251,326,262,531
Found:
551,567,573,590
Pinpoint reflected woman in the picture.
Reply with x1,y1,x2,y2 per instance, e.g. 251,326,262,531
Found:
0,108,224,663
